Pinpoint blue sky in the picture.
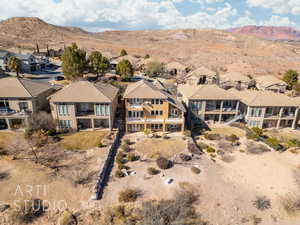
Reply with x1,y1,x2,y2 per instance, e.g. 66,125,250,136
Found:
0,0,299,32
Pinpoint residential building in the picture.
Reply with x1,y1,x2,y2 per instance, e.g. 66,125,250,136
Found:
165,61,189,76
0,51,11,71
124,80,185,133
178,84,240,127
230,89,299,129
0,77,58,130
185,66,219,85
49,81,119,131
15,54,41,73
255,75,287,93
220,72,254,90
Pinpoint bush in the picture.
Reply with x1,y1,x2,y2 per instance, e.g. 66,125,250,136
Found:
127,153,138,162
118,188,140,202
206,147,216,153
183,130,191,137
118,163,130,170
265,137,282,151
252,127,263,136
11,199,44,223
225,134,239,143
246,132,260,141
281,194,300,214
46,129,56,136
58,210,77,225
121,144,130,152
179,153,192,161
156,157,171,170
115,170,126,178
253,196,271,211
147,167,160,175
287,139,300,148
191,167,201,174
116,152,126,164
204,133,221,140
97,142,105,148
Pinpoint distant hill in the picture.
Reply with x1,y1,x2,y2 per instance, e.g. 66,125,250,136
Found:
228,25,300,41
0,17,300,77
0,17,92,50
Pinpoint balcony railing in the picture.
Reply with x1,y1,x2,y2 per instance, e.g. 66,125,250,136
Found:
0,108,29,116
76,110,95,116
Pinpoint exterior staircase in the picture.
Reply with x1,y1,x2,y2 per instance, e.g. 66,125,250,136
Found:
224,114,244,125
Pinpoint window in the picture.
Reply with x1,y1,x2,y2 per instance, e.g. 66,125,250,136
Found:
247,120,261,128
19,102,29,111
96,104,110,116
191,101,202,111
57,104,70,116
151,110,163,116
151,99,163,105
130,98,142,105
128,111,143,118
150,124,163,130
59,120,71,129
250,108,262,117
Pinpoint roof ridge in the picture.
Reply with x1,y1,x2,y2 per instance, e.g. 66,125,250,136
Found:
92,82,112,101
17,78,33,97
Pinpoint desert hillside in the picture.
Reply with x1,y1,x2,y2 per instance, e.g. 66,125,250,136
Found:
1,17,300,77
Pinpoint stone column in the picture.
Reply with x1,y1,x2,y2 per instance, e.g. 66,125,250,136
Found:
235,101,240,116
292,108,299,129
5,118,11,130
91,118,95,130
219,101,224,123
276,107,284,129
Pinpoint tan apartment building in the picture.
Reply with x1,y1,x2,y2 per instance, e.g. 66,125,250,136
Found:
220,72,254,90
124,80,185,133
230,89,299,129
49,81,118,131
178,84,240,127
185,67,218,85
0,77,58,129
255,75,287,93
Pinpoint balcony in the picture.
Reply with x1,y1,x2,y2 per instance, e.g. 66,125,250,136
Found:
0,108,29,117
76,110,95,117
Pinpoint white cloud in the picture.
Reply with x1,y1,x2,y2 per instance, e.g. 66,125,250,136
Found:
247,0,300,15
260,15,297,27
0,0,237,31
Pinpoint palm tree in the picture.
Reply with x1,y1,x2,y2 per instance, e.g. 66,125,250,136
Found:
8,56,21,77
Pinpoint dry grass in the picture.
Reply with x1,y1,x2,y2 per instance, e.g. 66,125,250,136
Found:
280,194,300,215
208,125,245,137
60,131,107,150
135,139,186,159
0,131,21,149
265,129,300,143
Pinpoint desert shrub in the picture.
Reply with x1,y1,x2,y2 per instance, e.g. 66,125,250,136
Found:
287,139,300,148
147,167,160,175
134,191,205,225
251,215,262,225
221,154,235,163
118,188,140,203
116,152,126,164
0,148,8,156
183,130,191,137
265,137,282,151
188,141,202,155
198,142,208,150
123,139,131,145
115,170,125,178
46,129,57,136
246,142,270,154
246,132,260,141
191,167,201,174
121,144,131,152
206,147,216,153
0,171,10,180
225,134,239,143
156,157,171,169
253,196,271,211
179,153,192,161
252,127,263,136
103,205,133,224
97,141,105,148
281,194,300,214
127,153,139,162
11,199,45,224
204,133,221,140
118,163,130,170
58,210,77,225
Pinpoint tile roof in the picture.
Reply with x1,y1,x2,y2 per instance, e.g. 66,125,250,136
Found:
255,75,286,88
229,89,298,107
49,81,119,103
186,66,216,78
178,84,238,100
220,72,251,83
0,76,55,98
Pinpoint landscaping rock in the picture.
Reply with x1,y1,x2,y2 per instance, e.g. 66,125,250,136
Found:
0,204,10,212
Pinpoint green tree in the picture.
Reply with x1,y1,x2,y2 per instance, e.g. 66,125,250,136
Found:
89,51,110,77
120,49,128,56
116,59,134,80
145,61,164,77
61,43,87,80
283,70,298,89
8,56,21,77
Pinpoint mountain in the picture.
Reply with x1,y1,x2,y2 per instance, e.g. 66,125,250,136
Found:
0,17,300,77
228,25,300,41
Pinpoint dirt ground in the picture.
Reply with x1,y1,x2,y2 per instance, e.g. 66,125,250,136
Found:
100,130,300,225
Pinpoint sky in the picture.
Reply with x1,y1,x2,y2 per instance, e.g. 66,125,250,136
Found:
0,0,299,32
